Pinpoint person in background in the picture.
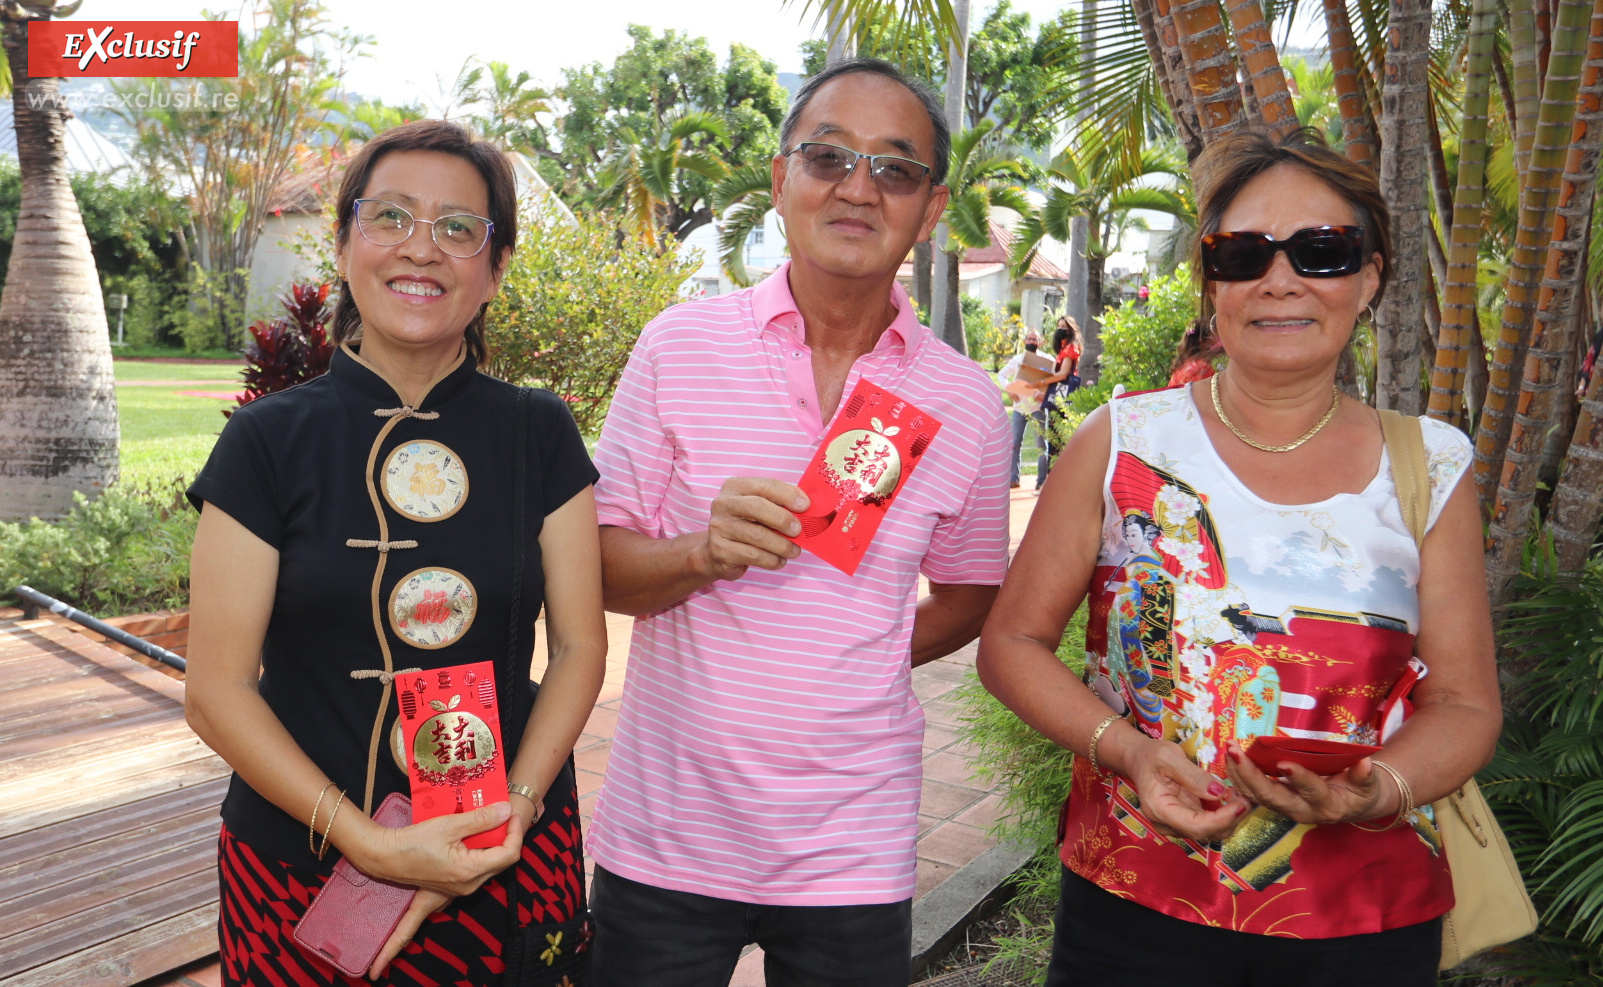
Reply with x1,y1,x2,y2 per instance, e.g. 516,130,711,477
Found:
1577,322,1603,400
1168,318,1220,386
996,326,1048,488
1035,316,1083,491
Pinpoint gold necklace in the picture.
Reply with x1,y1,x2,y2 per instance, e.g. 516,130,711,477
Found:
1210,373,1341,453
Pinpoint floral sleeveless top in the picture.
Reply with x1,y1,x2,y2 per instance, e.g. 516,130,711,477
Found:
1061,385,1472,938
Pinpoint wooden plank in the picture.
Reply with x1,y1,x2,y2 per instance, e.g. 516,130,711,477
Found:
1,827,216,939
0,720,205,787
0,751,229,841
0,904,217,987
0,625,184,703
0,695,185,751
0,807,219,910
0,869,216,978
0,776,227,863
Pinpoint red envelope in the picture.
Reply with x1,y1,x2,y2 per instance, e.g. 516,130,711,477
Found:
790,378,943,575
395,661,509,849
1246,736,1381,777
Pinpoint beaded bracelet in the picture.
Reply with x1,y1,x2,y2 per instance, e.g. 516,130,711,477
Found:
1088,713,1123,774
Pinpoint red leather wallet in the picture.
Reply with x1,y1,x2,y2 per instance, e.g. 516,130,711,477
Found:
292,792,418,978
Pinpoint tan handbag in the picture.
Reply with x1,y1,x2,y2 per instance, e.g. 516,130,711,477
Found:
1378,409,1538,970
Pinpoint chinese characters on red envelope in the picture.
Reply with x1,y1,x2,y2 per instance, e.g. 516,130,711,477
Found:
790,378,942,575
395,660,509,849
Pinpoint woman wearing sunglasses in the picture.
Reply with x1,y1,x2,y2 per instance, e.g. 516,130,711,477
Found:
978,127,1499,985
185,119,606,985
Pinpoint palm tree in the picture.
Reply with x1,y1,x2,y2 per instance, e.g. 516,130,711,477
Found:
937,122,1033,351
713,163,775,287
1373,0,1432,414
1010,139,1192,361
596,111,730,242
450,57,553,152
0,0,120,522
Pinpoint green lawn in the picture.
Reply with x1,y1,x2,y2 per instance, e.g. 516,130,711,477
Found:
114,359,241,383
115,359,242,488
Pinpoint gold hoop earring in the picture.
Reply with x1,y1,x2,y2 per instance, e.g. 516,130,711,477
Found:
1360,304,1375,326
1208,314,1217,335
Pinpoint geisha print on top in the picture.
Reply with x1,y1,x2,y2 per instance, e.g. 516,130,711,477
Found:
1063,384,1472,938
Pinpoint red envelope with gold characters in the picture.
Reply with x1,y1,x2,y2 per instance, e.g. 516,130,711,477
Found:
394,661,509,849
790,378,943,576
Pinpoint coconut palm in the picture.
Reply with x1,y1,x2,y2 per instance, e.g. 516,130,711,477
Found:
596,110,730,242
1009,138,1192,357
0,0,119,522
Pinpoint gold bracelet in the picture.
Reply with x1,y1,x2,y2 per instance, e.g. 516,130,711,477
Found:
1088,713,1123,774
508,782,543,821
315,789,346,860
1371,759,1414,829
308,782,335,856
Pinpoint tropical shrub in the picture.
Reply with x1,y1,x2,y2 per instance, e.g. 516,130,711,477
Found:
953,606,1089,981
0,481,194,616
1475,560,1603,984
485,212,698,434
228,282,335,417
1094,263,1199,394
964,295,1011,370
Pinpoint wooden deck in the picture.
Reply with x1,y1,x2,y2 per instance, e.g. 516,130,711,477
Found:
0,615,228,987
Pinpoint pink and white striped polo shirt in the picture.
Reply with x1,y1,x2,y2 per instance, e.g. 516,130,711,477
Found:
589,263,1011,905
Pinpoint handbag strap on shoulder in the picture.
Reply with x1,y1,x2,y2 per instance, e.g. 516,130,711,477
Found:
1379,409,1430,550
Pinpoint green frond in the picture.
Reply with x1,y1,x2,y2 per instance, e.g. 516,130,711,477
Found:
717,193,774,287
947,189,994,250
713,163,774,214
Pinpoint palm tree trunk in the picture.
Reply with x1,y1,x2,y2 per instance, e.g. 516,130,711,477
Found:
1429,0,1498,428
0,6,119,522
1323,0,1380,168
1224,0,1299,139
931,0,970,353
914,240,933,313
1474,0,1592,510
1511,0,1544,181
1552,314,1603,570
1486,0,1603,602
1374,0,1433,414
1170,0,1247,143
1152,0,1206,160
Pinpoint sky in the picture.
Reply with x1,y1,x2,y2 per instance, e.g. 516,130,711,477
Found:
118,0,1094,110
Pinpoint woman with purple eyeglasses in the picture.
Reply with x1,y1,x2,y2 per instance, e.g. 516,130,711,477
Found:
977,127,1500,984
185,120,606,985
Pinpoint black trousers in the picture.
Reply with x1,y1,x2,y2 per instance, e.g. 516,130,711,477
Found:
590,865,913,987
1046,868,1441,987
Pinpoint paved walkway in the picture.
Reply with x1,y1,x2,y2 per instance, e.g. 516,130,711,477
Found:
145,485,1045,987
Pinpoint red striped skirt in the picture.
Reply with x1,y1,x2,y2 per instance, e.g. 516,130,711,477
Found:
216,797,583,987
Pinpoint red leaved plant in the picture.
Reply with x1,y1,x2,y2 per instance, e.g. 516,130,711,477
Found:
225,282,334,418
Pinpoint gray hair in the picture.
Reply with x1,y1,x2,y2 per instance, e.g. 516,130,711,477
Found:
779,57,950,186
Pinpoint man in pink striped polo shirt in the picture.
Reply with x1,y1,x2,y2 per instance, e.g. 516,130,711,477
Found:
588,58,1012,987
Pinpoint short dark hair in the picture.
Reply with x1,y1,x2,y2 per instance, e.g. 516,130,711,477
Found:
1191,126,1391,324
780,58,950,185
331,119,518,365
